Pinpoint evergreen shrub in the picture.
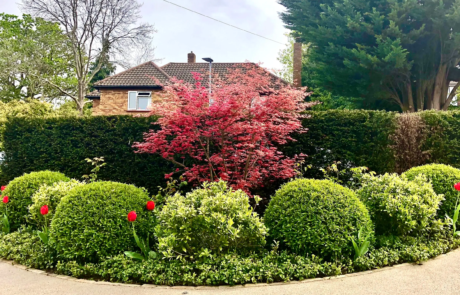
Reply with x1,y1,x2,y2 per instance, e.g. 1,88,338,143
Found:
264,178,373,259
49,181,156,263
0,171,69,229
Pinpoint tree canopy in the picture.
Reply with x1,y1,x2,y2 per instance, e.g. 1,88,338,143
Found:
0,13,75,102
279,0,460,111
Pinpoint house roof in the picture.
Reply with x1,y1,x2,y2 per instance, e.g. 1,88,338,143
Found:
90,61,288,96
93,61,171,87
85,89,100,99
161,62,288,86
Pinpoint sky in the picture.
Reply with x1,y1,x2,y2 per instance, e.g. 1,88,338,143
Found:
0,0,290,71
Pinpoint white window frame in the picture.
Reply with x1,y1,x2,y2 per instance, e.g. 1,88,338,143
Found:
128,91,152,111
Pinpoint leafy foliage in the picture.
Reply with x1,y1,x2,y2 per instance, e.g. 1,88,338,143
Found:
390,114,430,173
0,227,54,269
0,100,77,152
0,171,69,229
0,115,171,194
279,0,460,111
283,110,397,179
29,180,84,227
0,13,75,102
403,164,460,220
156,180,267,259
53,234,458,286
49,181,156,263
134,64,313,193
264,179,373,259
356,173,443,236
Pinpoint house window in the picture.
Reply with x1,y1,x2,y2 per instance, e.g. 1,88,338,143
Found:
128,91,152,111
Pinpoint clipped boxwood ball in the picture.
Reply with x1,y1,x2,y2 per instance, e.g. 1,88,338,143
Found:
264,179,373,259
29,180,84,227
49,181,156,263
0,171,69,229
403,164,460,220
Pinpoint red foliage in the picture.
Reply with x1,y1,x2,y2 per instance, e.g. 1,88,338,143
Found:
134,63,313,193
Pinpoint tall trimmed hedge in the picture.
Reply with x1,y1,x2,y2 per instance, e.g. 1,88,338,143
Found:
4,111,460,196
284,110,397,175
0,116,171,194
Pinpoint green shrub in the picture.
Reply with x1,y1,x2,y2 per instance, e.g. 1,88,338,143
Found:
356,173,443,237
283,110,397,178
0,116,171,194
155,180,267,258
264,179,373,259
0,171,69,229
29,180,84,227
403,164,460,220
0,227,54,269
54,234,458,286
49,181,156,263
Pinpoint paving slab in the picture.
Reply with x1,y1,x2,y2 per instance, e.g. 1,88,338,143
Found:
1,249,459,295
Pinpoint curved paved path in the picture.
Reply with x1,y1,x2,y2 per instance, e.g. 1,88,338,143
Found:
1,249,460,295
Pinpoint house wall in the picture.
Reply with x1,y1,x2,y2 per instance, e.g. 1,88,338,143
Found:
92,88,163,116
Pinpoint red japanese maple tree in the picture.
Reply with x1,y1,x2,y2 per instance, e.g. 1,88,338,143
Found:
134,63,313,193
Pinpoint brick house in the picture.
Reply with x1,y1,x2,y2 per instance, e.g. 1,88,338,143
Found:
86,52,293,116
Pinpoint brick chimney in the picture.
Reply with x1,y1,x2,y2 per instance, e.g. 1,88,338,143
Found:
188,51,196,63
293,39,302,87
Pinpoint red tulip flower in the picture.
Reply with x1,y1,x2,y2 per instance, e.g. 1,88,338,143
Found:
1,186,6,191
454,183,460,191
40,205,49,215
2,196,8,204
146,201,155,211
127,211,137,222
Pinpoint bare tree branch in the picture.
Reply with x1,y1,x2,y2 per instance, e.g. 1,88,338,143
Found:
21,0,155,114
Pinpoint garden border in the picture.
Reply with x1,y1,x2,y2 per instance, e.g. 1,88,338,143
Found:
1,247,458,290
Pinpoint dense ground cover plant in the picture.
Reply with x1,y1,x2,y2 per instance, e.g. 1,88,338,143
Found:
52,234,457,286
156,180,266,259
356,173,443,237
134,64,313,193
49,181,156,263
0,171,69,229
264,179,373,260
403,164,460,221
0,227,54,269
29,180,84,227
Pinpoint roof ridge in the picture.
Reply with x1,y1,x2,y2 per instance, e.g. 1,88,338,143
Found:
149,61,171,80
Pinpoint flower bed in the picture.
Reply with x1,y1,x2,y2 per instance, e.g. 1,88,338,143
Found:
1,165,460,286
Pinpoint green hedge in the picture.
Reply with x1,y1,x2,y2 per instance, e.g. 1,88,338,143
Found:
0,116,171,194
284,110,397,176
4,111,460,196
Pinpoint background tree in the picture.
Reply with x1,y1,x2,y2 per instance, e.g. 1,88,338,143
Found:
279,0,460,111
277,32,366,110
88,57,116,91
22,0,155,114
0,13,75,103
134,64,313,194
